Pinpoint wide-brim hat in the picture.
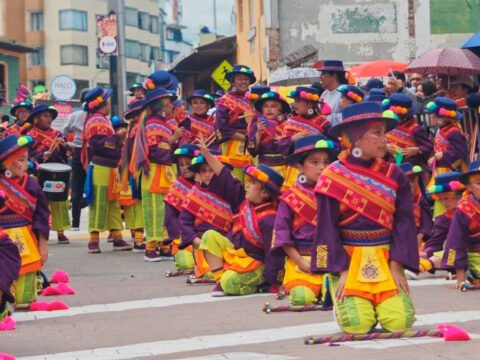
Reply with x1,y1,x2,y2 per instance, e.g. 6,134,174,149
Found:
366,89,387,103
83,87,113,112
27,104,58,123
186,90,215,107
460,160,480,185
225,65,256,84
399,162,422,177
214,90,226,98
363,78,384,91
318,60,346,73
124,99,145,119
0,135,34,164
144,71,179,92
383,93,418,118
286,134,338,165
171,144,200,163
287,86,320,102
245,85,271,101
427,171,464,196
10,101,33,117
243,164,284,196
329,101,398,139
426,96,461,120
189,153,233,173
254,91,291,114
337,85,364,103
143,88,178,108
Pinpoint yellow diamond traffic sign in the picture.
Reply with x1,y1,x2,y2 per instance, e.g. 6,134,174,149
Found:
211,60,233,91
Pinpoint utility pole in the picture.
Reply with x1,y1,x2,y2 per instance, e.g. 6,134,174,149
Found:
213,0,218,34
108,0,127,116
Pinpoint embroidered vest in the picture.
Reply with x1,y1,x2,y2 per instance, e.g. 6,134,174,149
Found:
386,119,418,149
282,114,329,137
315,158,397,230
164,177,194,211
456,195,480,240
434,123,462,153
280,183,317,228
218,91,254,125
232,201,276,249
188,114,216,140
29,127,60,153
0,175,36,227
182,185,233,233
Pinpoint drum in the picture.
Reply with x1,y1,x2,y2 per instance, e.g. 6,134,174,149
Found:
38,163,72,201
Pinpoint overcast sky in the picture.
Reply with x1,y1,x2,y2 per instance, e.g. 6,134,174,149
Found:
181,0,235,45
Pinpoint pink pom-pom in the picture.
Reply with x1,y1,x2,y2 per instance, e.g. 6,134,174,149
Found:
449,181,463,191
40,286,61,296
321,102,332,116
29,301,50,311
300,91,307,98
49,270,70,283
439,108,448,116
0,353,16,360
437,324,470,341
389,106,396,111
0,316,16,331
47,300,69,311
40,282,76,296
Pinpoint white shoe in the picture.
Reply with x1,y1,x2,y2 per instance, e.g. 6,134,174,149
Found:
404,269,419,280
70,227,80,231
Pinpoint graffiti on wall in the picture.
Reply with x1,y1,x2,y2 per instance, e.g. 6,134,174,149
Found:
330,4,397,34
430,0,480,34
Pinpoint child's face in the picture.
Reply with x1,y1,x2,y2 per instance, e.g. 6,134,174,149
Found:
178,157,194,179
199,163,215,185
6,152,29,178
262,100,281,120
297,150,330,184
408,175,419,196
36,111,52,129
439,194,460,211
16,107,31,123
245,178,268,204
293,98,313,116
133,88,145,99
190,98,209,116
339,95,353,110
469,177,480,201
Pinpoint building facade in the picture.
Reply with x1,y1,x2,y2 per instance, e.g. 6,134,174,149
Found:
3,0,161,100
235,0,480,81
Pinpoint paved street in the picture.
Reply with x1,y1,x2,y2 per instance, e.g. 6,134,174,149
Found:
2,214,480,360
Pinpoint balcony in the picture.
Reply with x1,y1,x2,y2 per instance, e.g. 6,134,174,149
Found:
25,0,44,12
25,31,44,46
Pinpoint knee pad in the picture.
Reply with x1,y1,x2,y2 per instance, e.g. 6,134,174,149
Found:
289,286,318,306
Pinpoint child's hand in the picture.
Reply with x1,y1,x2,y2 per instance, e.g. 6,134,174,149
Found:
256,122,266,134
390,260,409,295
297,259,311,273
172,127,185,142
39,239,48,265
193,237,201,247
434,151,443,160
428,156,435,167
335,270,348,302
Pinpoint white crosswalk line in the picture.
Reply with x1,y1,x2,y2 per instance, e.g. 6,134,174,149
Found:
172,353,295,360
18,310,480,360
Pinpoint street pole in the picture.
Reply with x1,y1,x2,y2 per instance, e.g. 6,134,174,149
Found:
213,0,217,34
108,0,127,116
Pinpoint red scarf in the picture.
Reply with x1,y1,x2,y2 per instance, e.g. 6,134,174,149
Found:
280,183,317,228
232,201,277,248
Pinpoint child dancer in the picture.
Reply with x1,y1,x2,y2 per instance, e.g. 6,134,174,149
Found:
247,91,291,186
442,161,480,288
163,144,198,270
312,102,419,334
181,90,216,146
28,105,71,244
198,142,285,296
337,85,364,110
272,135,337,306
6,101,33,136
0,135,49,308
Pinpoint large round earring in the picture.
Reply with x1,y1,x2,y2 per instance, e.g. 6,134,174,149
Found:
298,173,307,184
231,86,237,92
161,111,166,118
4,169,12,178
352,147,363,158
307,108,314,115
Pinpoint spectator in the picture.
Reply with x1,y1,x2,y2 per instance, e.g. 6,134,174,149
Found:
386,71,417,105
318,60,348,126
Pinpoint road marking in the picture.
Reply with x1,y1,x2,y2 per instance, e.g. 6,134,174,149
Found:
14,278,452,323
13,293,270,322
18,310,480,360
173,353,295,360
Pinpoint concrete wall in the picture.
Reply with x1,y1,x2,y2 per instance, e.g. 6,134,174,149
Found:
0,54,20,103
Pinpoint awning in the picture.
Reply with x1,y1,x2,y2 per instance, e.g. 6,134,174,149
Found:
0,37,35,53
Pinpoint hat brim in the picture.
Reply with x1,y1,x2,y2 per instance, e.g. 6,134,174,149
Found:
143,93,178,108
171,152,197,164
186,95,214,108
27,108,58,124
112,122,128,129
328,116,398,139
285,147,339,165
459,170,480,185
124,106,143,119
10,104,32,117
254,98,291,114
319,67,346,73
242,169,281,195
225,71,256,84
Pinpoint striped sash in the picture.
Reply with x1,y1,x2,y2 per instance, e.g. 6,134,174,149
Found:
164,177,194,211
283,114,328,136
0,175,36,224
233,201,276,249
280,183,317,227
218,92,254,124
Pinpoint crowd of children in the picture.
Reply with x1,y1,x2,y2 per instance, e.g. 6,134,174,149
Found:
1,63,480,337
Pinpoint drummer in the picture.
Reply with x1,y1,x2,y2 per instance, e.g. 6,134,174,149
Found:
28,105,71,244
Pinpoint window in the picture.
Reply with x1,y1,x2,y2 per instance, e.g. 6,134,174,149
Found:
60,45,88,66
140,43,151,62
31,12,44,31
151,47,160,61
127,72,139,87
96,54,110,69
166,27,182,42
125,40,140,59
138,12,150,30
125,7,138,27
59,10,87,31
73,79,90,99
31,47,45,66
150,16,159,33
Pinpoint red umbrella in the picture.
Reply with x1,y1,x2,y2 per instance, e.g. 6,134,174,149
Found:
406,48,480,76
348,60,408,78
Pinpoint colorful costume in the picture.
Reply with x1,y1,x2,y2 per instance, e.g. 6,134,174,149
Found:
181,90,216,146
6,101,33,137
28,105,71,239
199,164,285,295
0,230,21,320
312,102,418,334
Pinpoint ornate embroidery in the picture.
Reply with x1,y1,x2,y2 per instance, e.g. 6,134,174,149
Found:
316,245,328,268
446,249,456,267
